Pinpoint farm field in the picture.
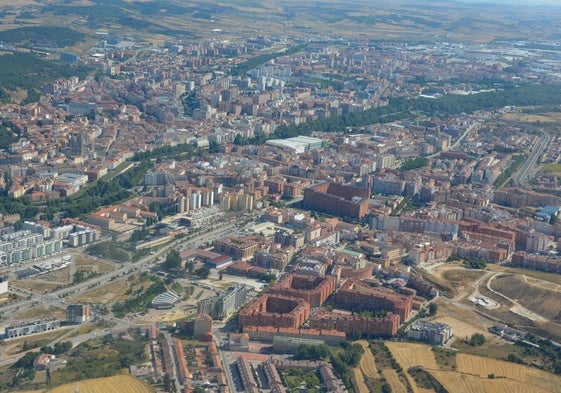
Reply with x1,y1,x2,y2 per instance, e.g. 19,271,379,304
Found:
378,342,561,393
382,369,408,393
455,353,561,392
429,369,551,393
386,342,440,392
357,341,379,379
48,375,153,393
386,342,438,370
350,367,369,393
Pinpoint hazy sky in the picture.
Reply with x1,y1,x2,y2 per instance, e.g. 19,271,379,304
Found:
457,0,560,4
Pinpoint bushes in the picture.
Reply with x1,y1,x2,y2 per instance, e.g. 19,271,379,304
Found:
111,276,166,317
295,343,330,360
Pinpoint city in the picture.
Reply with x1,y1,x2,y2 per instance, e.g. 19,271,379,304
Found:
1,0,561,392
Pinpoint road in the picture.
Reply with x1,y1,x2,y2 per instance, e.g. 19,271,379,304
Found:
509,128,551,190
426,120,480,160
0,219,243,319
0,217,251,367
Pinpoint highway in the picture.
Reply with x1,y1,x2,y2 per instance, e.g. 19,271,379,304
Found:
0,218,244,319
0,217,251,367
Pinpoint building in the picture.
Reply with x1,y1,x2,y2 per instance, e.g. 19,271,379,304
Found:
243,325,346,345
174,339,192,384
272,335,325,354
0,277,7,295
303,182,370,219
193,312,213,340
0,230,63,266
228,333,250,351
310,310,400,338
151,291,180,309
66,304,91,324
269,273,336,307
236,356,259,393
406,320,453,345
197,283,253,319
33,354,67,372
263,360,287,393
335,278,413,321
5,319,60,339
239,294,310,330
213,235,262,260
511,251,561,274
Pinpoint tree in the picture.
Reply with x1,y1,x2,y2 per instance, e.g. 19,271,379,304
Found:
469,333,486,346
164,249,182,271
428,302,438,316
185,260,194,274
507,353,524,364
163,373,176,393
295,344,330,360
194,266,210,279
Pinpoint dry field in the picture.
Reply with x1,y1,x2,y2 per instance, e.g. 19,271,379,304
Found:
4,328,70,356
47,375,153,393
13,257,116,294
68,278,128,305
489,274,561,322
356,340,379,379
386,342,438,370
382,369,408,393
13,304,65,321
487,264,561,286
456,353,561,392
381,343,561,392
429,369,551,393
74,256,116,273
442,268,485,282
350,368,369,393
386,341,440,392
14,280,64,293
503,112,561,124
431,299,492,337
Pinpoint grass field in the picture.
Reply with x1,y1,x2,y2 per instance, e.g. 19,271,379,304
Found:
47,375,153,393
540,163,561,173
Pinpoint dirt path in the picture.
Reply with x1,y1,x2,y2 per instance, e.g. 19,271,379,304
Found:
523,275,561,292
487,273,548,323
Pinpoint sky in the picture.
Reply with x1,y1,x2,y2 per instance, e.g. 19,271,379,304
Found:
456,0,560,4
